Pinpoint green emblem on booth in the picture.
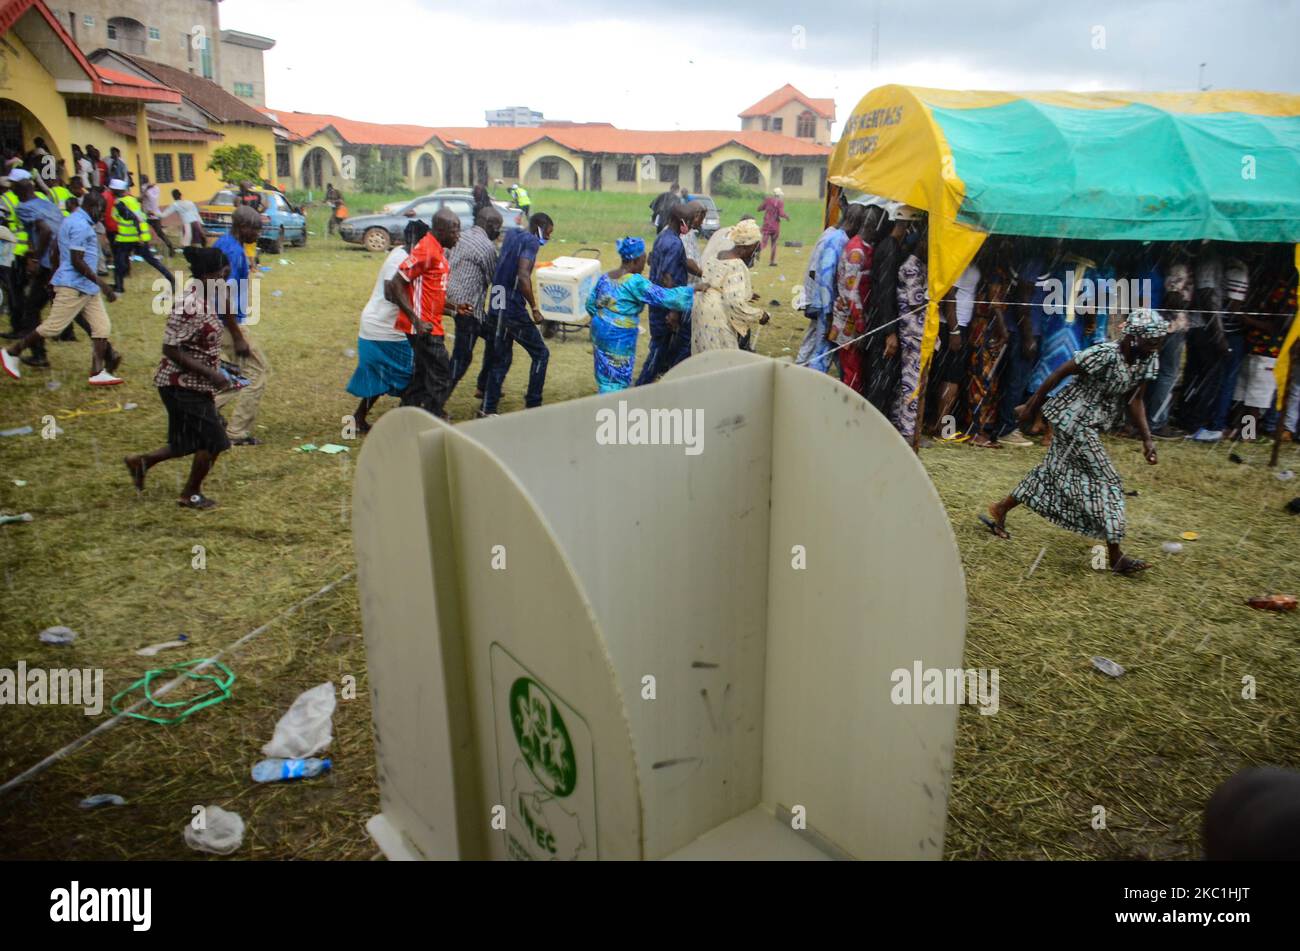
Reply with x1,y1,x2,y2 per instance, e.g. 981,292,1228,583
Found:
510,677,577,797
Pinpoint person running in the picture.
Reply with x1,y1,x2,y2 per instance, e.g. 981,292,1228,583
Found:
2,191,123,386
447,205,502,398
139,174,175,256
479,213,552,415
213,206,270,445
388,208,463,418
586,236,694,391
161,188,205,248
326,182,344,236
981,309,1167,575
108,179,174,294
757,187,789,266
346,220,422,432
10,173,64,366
124,246,234,510
508,183,531,222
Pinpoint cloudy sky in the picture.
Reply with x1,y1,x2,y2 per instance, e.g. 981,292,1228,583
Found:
224,0,1300,136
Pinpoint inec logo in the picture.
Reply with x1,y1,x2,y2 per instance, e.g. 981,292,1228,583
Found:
510,677,576,797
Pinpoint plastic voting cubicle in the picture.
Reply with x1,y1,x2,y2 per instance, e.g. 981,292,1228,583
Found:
352,350,966,860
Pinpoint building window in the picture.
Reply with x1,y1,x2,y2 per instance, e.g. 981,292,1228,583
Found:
796,111,816,138
771,117,783,133
106,23,116,39
83,14,94,27
540,159,559,180
154,154,174,184
761,117,769,131
275,149,290,179
148,26,161,41
659,163,679,183
782,166,804,186
617,162,634,182
739,164,759,185
233,82,254,98
502,158,519,178
179,153,195,181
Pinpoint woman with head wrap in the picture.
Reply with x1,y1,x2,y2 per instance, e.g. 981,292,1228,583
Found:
693,219,769,353
584,236,695,392
981,308,1167,575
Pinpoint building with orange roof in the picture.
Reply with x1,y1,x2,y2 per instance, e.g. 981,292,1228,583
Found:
263,107,834,202
739,83,836,147
1,0,182,176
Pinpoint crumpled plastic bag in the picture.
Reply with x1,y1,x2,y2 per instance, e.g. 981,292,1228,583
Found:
184,804,244,855
262,682,336,759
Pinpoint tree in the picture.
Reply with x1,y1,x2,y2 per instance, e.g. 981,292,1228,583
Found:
207,144,264,185
357,147,404,194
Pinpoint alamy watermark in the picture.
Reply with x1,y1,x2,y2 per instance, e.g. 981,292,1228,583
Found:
0,663,103,715
151,275,261,325
1040,274,1154,316
890,661,999,715
595,400,704,456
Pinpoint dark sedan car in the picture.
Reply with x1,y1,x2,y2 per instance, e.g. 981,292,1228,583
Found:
338,195,525,252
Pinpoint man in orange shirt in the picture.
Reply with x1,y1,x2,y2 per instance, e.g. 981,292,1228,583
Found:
385,209,467,418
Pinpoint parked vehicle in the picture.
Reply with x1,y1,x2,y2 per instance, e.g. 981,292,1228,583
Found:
694,195,722,238
198,189,308,254
339,194,524,252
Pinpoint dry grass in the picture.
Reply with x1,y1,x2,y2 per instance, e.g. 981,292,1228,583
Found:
1,194,1298,859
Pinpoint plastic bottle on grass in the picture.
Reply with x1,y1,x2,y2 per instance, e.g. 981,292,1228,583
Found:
251,757,331,783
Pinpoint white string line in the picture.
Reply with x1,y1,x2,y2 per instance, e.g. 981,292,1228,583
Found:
0,569,357,797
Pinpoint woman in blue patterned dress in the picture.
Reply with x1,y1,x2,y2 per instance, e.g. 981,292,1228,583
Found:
981,310,1167,575
585,237,695,392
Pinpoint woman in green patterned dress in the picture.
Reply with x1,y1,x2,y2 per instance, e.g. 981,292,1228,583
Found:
981,309,1168,575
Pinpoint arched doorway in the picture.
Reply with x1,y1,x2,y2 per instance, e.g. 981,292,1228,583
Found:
708,159,765,195
107,17,148,56
412,151,441,190
0,99,61,169
300,146,340,190
523,154,579,191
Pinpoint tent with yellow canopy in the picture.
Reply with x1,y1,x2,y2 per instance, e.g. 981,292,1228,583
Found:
826,85,1300,411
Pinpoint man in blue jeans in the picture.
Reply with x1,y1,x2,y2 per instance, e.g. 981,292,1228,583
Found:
480,213,553,415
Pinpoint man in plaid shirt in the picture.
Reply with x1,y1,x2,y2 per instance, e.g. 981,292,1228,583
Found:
447,205,502,398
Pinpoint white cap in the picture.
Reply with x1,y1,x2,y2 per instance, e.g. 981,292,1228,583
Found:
109,178,128,191
892,204,922,221
772,187,784,197
6,168,31,183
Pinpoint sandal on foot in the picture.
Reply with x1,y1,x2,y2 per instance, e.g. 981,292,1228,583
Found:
178,493,217,510
1112,555,1150,576
978,514,1011,540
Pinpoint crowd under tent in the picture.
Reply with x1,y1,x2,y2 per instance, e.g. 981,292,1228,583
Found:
826,86,1300,403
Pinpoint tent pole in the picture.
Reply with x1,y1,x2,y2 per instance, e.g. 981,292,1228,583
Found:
1271,358,1294,469
912,357,931,453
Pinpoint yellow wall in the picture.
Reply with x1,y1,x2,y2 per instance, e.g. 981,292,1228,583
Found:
284,132,347,192
0,33,73,162
702,144,771,195
520,140,581,191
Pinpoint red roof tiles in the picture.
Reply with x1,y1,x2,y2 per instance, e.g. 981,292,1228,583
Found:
738,84,836,121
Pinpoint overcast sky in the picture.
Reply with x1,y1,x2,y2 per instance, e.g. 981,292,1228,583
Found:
224,0,1300,136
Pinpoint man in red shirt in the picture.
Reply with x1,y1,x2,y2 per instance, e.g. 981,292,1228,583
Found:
385,209,467,418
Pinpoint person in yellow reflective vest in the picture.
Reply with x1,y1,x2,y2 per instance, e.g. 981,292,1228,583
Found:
109,179,174,294
509,183,531,221
2,171,28,340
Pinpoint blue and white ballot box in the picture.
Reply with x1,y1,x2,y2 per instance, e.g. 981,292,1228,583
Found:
532,256,602,325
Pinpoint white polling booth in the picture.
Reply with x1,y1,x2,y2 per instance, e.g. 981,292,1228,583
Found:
352,350,967,860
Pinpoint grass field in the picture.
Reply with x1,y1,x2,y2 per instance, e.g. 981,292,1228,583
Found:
1,189,1298,860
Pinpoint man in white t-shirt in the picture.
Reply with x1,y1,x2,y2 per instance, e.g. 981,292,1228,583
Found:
139,175,175,256
161,188,205,249
345,229,418,432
